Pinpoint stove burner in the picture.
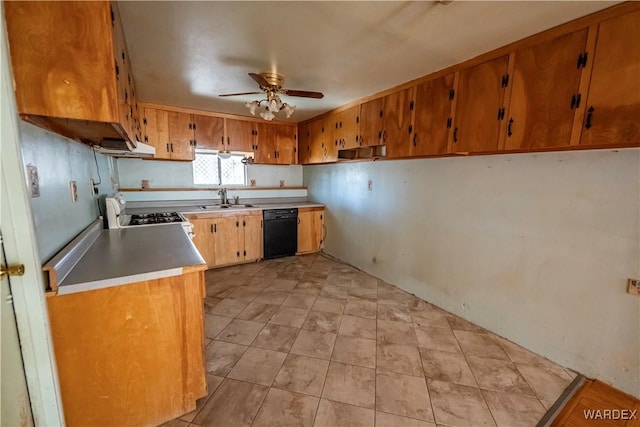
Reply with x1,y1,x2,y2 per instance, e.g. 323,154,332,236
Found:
129,212,184,226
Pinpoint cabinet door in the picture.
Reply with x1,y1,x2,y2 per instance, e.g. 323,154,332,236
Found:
255,123,276,164
190,218,215,267
194,115,225,151
580,10,640,146
413,73,455,156
226,119,255,152
506,30,588,150
276,125,297,165
384,88,415,159
242,215,262,262
308,118,327,164
143,108,171,160
168,111,195,160
341,105,361,150
453,56,509,152
360,97,385,147
298,123,312,164
297,209,324,254
327,112,342,152
214,217,241,266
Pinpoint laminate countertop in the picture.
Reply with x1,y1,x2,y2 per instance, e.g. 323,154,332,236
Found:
44,221,206,295
127,201,325,216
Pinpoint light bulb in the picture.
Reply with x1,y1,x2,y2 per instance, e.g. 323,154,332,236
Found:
245,101,259,115
282,104,296,118
260,110,275,121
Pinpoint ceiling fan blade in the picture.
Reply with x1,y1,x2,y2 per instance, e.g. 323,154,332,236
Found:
284,89,324,99
248,72,271,88
218,91,263,97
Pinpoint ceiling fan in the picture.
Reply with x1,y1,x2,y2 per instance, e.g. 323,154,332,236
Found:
219,72,324,120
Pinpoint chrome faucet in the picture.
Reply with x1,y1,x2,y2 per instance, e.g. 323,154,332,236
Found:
218,188,228,205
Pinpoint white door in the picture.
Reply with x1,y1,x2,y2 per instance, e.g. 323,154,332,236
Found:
1,234,34,426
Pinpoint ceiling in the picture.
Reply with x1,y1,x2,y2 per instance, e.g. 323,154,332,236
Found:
118,1,617,122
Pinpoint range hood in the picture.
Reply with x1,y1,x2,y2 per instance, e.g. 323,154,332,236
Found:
94,138,155,157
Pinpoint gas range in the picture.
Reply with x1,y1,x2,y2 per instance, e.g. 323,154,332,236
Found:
105,193,193,238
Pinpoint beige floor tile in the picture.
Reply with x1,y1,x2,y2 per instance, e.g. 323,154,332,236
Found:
283,293,318,310
227,286,262,301
179,374,224,422
445,313,486,333
273,354,330,396
348,286,378,301
340,315,377,340
333,336,377,368
377,343,423,376
495,335,568,374
482,389,546,426
192,378,268,427
266,278,299,291
209,298,250,317
414,324,461,352
290,329,337,359
215,319,265,345
313,296,346,314
375,371,434,422
515,363,572,409
295,279,325,294
236,302,279,322
204,314,232,339
377,320,417,345
375,412,436,427
323,362,376,409
269,306,310,328
320,284,350,300
466,355,534,395
253,290,291,305
453,330,509,360
377,304,412,323
411,307,451,329
314,399,375,427
205,340,247,375
303,311,342,333
419,348,476,387
203,297,223,314
227,347,287,386
344,298,378,319
251,323,299,352
252,388,319,427
428,380,495,426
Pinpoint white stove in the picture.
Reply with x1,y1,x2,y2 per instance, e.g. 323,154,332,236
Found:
105,193,194,238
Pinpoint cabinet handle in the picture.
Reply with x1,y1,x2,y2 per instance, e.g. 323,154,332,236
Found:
413,133,417,147
453,128,458,143
297,217,300,225
170,143,174,152
408,125,413,135
237,251,240,258
585,106,594,129
214,224,217,232
166,143,170,152
507,118,514,137
383,131,387,142
220,136,224,145
243,220,246,226
210,224,213,233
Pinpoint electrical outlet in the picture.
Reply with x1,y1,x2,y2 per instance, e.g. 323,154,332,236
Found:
89,178,98,196
26,164,40,197
628,279,640,296
69,181,78,202
368,180,373,191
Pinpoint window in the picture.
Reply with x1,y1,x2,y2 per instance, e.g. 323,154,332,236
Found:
192,150,247,186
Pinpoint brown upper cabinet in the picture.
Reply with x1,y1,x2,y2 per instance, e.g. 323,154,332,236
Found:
143,108,195,161
360,89,415,156
504,29,589,150
193,115,225,151
5,1,141,146
579,10,640,146
244,123,298,165
298,122,312,165
226,119,255,152
275,125,298,165
328,105,361,151
452,56,510,153
413,73,456,156
303,118,332,164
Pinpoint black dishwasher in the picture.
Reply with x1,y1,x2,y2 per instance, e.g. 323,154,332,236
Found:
263,208,298,260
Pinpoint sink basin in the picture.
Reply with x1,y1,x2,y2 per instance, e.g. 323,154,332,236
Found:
230,204,257,208
199,204,257,211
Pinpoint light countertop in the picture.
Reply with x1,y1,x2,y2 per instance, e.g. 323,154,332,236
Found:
128,201,325,216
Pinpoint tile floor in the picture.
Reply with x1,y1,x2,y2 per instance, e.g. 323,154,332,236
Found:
163,254,576,427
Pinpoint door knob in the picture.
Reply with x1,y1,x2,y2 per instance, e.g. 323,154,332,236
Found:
1,264,25,279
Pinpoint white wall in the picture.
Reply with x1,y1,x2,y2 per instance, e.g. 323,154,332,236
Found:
117,158,303,188
304,149,640,397
20,123,118,262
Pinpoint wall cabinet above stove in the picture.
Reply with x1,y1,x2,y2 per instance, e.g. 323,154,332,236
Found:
5,1,143,147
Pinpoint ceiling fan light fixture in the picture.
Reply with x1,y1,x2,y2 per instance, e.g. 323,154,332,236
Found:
245,100,259,115
282,103,296,118
260,109,275,121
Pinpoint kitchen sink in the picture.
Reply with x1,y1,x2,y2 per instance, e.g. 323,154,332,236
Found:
199,204,257,210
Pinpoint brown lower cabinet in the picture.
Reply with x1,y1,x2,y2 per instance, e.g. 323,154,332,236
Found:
47,270,206,426
297,207,325,254
188,211,262,268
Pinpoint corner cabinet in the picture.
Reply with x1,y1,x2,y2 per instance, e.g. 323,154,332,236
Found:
297,208,325,254
5,1,142,146
188,211,262,268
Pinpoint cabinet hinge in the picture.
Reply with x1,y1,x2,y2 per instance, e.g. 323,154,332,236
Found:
115,62,119,77
144,135,148,143
143,117,147,125
110,7,115,26
237,251,240,258
408,125,413,134
570,93,582,109
448,89,455,100
243,220,246,227
243,250,246,256
409,101,414,111
577,52,588,69
446,117,452,128
188,123,193,130
379,110,384,118
356,116,360,124
497,108,505,121
236,221,239,227
501,74,510,88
